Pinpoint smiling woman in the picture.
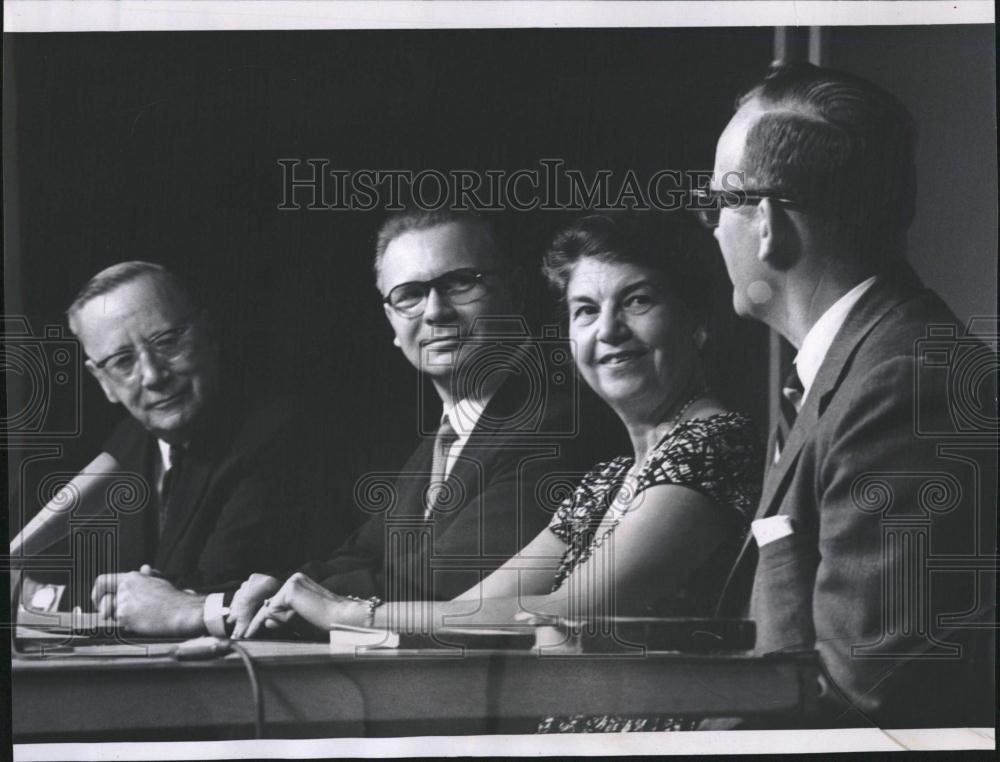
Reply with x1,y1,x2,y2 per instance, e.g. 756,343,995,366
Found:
527,213,763,625
559,233,705,432
241,212,765,734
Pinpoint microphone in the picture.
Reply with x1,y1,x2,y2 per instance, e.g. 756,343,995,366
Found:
10,451,149,637
9,451,129,558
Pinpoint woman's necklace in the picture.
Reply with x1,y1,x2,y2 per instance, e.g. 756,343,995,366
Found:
557,385,710,587
628,385,708,477
662,385,707,439
617,385,709,511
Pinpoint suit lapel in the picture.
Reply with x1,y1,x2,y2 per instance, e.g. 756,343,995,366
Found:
718,273,925,614
394,437,436,519
753,275,919,522
717,397,818,612
434,448,484,533
153,449,214,569
153,392,257,570
113,426,160,572
425,376,522,530
753,388,819,521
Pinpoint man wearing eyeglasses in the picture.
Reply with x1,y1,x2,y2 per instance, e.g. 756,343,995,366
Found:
707,63,995,728
70,264,218,459
105,210,607,639
218,209,612,638
58,261,330,634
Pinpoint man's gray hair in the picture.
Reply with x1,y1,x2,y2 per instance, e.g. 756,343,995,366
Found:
66,261,192,336
372,209,508,285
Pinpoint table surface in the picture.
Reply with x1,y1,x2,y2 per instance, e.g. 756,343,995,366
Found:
11,637,822,741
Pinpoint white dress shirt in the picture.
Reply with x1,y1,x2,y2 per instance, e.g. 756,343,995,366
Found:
438,392,495,481
772,276,877,465
155,439,173,498
793,276,878,407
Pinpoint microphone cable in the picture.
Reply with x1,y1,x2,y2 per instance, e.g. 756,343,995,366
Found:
228,640,266,739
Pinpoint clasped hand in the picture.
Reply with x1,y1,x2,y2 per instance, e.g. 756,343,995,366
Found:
89,565,203,636
235,572,367,638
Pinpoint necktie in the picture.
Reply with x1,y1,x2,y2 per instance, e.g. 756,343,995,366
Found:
425,415,459,519
774,366,804,461
159,444,185,535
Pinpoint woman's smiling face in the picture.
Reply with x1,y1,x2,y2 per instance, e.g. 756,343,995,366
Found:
567,256,699,420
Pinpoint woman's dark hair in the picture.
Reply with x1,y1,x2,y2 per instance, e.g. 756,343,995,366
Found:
542,211,716,325
542,211,759,418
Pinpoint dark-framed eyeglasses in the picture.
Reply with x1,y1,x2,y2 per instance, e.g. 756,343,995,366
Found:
690,188,802,229
90,315,199,382
382,268,503,318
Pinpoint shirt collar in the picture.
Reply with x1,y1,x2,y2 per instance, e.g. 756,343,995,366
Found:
157,439,186,471
157,439,172,472
795,275,878,399
442,391,495,437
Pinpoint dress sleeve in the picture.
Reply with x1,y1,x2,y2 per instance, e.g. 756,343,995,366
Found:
547,494,577,543
638,414,764,526
547,458,625,543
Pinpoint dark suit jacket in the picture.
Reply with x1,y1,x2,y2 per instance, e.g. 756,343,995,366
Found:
98,394,332,591
717,267,996,728
298,373,611,602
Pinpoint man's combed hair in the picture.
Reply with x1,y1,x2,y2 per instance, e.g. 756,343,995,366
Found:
66,261,191,335
373,209,508,283
738,61,917,269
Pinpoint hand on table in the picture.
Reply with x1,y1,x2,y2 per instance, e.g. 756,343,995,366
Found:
90,564,161,620
241,572,367,638
113,570,205,637
228,573,282,639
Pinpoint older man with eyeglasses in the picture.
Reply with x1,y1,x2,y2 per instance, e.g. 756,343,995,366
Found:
54,262,333,635
89,211,610,640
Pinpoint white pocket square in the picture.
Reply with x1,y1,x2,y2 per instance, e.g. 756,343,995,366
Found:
751,515,795,547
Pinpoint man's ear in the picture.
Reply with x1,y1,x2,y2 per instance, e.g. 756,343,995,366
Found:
382,304,403,348
85,360,121,404
756,198,800,271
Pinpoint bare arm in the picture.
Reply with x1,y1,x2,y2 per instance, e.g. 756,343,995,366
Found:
427,483,733,625
245,484,735,636
451,525,569,601
241,529,569,636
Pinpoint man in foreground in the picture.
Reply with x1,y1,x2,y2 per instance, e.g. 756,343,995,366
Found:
708,62,996,728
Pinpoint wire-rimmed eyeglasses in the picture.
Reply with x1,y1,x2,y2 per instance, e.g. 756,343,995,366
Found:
691,188,802,229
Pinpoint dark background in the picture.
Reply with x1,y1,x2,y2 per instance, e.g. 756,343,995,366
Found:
6,25,995,535
3,28,774,526
2,22,996,753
